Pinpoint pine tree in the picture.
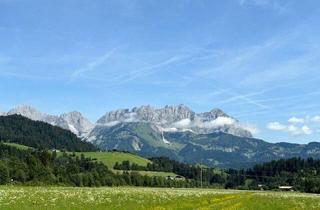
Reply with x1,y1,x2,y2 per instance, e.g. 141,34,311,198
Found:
0,162,9,184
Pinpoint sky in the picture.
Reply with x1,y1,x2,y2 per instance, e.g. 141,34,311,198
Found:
1,0,320,144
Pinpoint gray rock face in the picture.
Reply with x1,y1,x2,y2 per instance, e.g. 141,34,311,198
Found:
59,111,94,137
7,105,47,121
6,105,93,137
97,105,195,124
97,105,252,138
198,108,229,121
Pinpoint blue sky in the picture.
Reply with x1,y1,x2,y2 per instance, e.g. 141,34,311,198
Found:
1,0,320,143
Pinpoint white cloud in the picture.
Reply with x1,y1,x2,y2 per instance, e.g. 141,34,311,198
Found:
301,125,312,135
204,117,236,128
267,122,286,131
311,115,320,123
267,122,313,136
123,112,138,122
173,118,192,128
288,117,304,124
161,127,178,132
240,123,260,135
287,125,312,136
173,117,236,130
102,121,120,127
287,125,300,135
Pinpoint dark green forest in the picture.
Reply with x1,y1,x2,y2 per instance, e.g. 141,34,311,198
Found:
115,156,320,193
1,142,320,192
0,144,197,187
0,115,96,152
230,157,320,193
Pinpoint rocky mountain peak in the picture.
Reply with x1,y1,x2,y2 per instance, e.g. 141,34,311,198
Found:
96,105,252,138
58,111,94,137
6,105,93,137
7,105,46,121
199,108,229,121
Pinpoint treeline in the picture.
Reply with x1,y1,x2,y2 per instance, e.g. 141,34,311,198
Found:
114,157,227,187
114,156,320,193
0,144,199,188
0,115,96,152
226,157,320,193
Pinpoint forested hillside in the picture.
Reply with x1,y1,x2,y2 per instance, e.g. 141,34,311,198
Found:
115,156,320,193
229,157,320,193
0,143,198,187
0,115,96,152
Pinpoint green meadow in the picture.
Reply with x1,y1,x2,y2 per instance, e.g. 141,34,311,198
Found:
0,186,319,210
71,151,151,168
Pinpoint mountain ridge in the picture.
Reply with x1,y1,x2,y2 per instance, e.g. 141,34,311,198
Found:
3,104,320,168
4,104,253,138
97,104,252,138
5,105,93,137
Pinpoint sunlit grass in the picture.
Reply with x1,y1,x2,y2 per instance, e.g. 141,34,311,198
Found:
0,186,319,210
58,151,151,169
2,142,31,150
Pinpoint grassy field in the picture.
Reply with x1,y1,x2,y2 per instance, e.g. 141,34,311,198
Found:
72,151,151,168
113,169,177,177
76,152,178,177
2,142,176,177
2,142,32,150
0,186,319,210
1,142,151,169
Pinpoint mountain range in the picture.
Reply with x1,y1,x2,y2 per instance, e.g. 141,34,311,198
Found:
2,104,320,168
3,105,93,137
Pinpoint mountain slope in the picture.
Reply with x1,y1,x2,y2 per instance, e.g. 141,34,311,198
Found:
88,122,182,160
0,115,97,151
88,122,320,168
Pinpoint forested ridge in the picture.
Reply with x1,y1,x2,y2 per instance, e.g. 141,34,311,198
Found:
1,142,320,193
0,144,199,187
0,115,96,152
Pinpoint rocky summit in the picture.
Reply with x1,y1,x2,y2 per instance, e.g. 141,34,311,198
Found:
96,104,252,138
6,105,93,137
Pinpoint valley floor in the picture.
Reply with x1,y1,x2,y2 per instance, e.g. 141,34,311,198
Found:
0,186,319,210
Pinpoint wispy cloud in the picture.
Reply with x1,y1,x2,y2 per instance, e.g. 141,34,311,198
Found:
68,47,118,83
238,0,291,15
211,89,270,109
0,71,52,80
0,56,11,64
109,54,189,84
